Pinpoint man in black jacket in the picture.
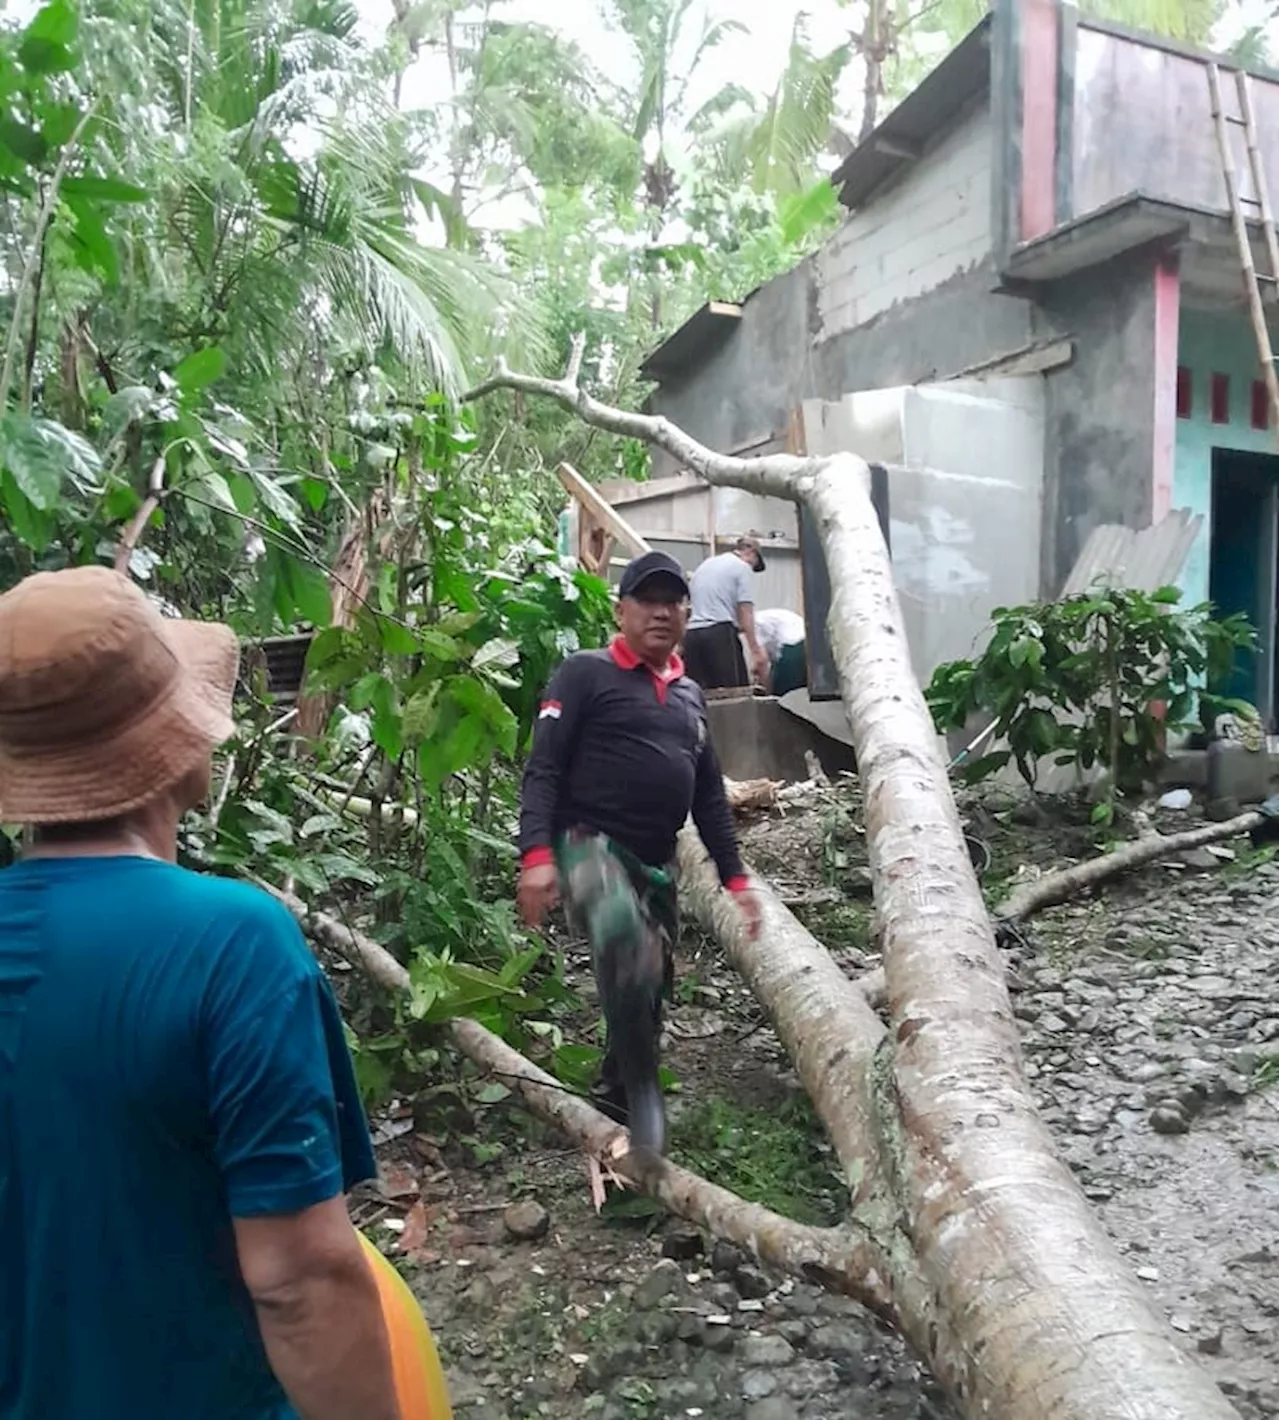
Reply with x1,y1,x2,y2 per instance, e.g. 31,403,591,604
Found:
517,551,760,1162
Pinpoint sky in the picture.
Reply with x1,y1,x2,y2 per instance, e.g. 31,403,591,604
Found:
352,0,940,231
354,0,1279,117
353,0,868,118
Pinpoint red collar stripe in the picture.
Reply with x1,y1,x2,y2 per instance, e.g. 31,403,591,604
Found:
608,635,685,682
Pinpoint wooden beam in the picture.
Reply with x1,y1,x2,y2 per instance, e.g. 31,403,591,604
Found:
944,337,1075,381
556,462,651,557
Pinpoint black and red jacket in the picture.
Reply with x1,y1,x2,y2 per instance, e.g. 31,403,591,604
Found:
519,637,748,890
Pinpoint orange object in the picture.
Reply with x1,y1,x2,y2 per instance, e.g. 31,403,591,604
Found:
358,1231,454,1420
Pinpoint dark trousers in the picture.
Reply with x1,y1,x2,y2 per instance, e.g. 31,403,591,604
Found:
771,639,807,697
682,622,747,691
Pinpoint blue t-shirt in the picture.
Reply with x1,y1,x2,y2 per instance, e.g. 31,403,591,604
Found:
0,855,378,1419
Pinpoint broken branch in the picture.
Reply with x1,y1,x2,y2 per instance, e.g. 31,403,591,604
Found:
997,809,1265,924
563,331,586,387
463,359,809,502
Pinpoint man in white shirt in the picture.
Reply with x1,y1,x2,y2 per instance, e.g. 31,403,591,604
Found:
683,537,767,690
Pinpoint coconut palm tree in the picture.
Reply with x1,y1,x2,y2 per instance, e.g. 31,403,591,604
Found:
68,0,517,398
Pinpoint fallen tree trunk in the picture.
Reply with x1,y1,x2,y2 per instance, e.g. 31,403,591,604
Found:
998,809,1264,923
270,885,894,1320
463,354,1240,1419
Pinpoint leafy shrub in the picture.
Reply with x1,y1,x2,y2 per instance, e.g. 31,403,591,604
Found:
926,584,1256,820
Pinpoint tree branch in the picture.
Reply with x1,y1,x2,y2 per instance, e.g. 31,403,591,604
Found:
20,233,46,413
114,454,167,573
997,810,1264,924
463,358,815,503
673,827,973,1388
268,883,897,1320
563,331,586,387
0,106,96,410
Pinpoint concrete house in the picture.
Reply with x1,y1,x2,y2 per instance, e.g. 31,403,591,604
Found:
619,0,1278,727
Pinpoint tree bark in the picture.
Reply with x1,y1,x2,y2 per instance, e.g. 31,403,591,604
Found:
462,360,1240,1418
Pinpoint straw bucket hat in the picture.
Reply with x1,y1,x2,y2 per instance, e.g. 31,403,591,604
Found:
0,566,240,824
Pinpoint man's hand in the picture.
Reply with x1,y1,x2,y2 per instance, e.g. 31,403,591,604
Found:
518,861,559,928
732,885,762,940
750,646,769,687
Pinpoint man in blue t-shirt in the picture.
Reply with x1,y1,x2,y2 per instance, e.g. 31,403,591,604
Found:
0,566,400,1420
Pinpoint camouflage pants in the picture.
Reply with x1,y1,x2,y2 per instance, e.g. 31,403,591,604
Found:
555,829,677,1106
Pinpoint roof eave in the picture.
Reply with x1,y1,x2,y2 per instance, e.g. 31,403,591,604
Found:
830,15,994,213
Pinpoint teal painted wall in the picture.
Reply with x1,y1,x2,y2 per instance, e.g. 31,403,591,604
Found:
1173,309,1278,607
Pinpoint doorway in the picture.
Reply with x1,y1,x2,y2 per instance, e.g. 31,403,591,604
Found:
1209,449,1278,730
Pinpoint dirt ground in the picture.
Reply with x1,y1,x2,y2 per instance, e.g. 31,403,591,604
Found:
358,783,1279,1420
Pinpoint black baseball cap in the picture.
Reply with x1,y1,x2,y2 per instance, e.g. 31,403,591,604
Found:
618,550,690,600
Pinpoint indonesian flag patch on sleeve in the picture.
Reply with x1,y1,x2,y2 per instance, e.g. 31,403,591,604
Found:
538,700,563,720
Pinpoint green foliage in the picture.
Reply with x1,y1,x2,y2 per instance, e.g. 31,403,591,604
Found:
474,553,615,748
926,584,1258,819
0,0,906,1125
671,1093,847,1225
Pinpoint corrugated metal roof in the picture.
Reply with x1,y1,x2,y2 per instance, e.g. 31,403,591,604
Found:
830,16,992,212
1060,509,1203,596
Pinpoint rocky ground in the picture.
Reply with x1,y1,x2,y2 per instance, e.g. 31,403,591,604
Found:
359,785,1279,1420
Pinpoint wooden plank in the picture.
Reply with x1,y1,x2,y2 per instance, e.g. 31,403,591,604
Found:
728,429,786,457
556,462,651,557
601,472,704,505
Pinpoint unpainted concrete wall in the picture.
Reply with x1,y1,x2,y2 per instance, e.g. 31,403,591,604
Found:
644,76,1174,617
648,263,816,468
705,695,856,784
803,376,1045,684
818,260,1035,394
1071,26,1279,222
815,101,994,338
1031,249,1162,593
